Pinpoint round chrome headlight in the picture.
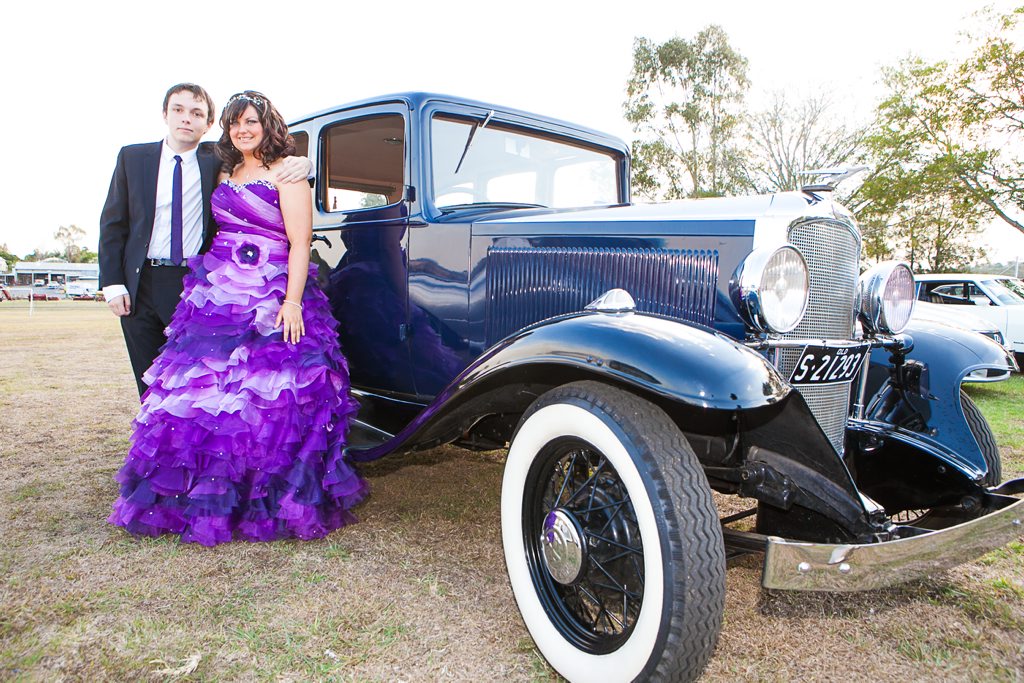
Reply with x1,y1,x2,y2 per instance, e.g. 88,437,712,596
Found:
859,261,916,334
731,245,810,334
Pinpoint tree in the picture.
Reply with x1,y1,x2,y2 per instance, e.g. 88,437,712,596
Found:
851,89,987,270
21,248,62,262
0,243,17,267
54,224,86,262
624,26,750,199
863,7,1024,236
745,92,864,193
948,5,1024,232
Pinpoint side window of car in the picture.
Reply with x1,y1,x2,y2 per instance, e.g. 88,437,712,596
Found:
931,283,971,304
322,114,405,213
292,131,309,159
966,283,995,306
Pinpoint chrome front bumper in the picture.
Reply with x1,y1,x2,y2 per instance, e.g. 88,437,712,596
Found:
761,488,1024,591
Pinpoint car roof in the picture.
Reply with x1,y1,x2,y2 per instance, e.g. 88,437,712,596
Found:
914,273,1014,282
288,91,628,153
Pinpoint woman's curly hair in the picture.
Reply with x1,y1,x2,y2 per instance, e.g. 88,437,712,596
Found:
216,90,295,172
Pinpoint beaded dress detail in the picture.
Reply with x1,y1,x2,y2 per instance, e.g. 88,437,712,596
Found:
108,180,368,546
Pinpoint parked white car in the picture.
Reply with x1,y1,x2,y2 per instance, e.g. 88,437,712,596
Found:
65,280,98,298
914,300,1004,344
915,273,1024,360
912,300,1015,379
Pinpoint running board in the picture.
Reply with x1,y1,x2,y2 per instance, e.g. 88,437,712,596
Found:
343,419,394,455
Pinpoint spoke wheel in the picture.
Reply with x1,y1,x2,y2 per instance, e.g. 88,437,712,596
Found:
525,440,644,653
502,381,725,683
890,508,930,525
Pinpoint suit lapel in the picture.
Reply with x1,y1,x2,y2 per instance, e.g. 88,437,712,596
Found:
197,143,220,249
140,142,162,242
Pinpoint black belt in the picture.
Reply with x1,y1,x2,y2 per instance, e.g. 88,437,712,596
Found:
147,258,188,267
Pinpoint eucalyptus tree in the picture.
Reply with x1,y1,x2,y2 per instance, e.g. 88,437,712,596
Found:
856,6,1024,238
54,224,86,262
850,81,987,271
746,92,864,193
624,26,750,199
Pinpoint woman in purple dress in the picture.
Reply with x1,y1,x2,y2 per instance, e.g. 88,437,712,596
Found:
108,91,368,546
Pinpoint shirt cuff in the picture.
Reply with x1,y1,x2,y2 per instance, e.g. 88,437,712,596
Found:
103,284,129,301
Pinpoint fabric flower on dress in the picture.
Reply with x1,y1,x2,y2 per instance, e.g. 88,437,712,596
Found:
202,233,282,296
233,242,266,269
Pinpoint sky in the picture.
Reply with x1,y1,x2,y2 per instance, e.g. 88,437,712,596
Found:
3,0,1024,265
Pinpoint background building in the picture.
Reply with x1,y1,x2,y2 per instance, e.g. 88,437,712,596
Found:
12,260,99,286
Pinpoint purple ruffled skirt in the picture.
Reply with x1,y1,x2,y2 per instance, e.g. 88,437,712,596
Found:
108,181,368,546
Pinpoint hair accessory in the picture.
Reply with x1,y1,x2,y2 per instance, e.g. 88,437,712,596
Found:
228,93,265,109
283,299,303,310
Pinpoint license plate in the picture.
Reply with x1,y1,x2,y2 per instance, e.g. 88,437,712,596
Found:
789,344,869,385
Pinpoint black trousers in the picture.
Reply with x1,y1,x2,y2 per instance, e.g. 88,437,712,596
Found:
120,264,188,398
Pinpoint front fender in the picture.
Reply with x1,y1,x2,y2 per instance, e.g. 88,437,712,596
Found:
464,311,789,410
349,311,789,460
864,318,1016,480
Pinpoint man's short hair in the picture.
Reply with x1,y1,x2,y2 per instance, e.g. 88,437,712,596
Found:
162,83,215,125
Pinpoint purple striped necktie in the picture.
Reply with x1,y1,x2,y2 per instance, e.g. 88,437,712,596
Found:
171,154,183,265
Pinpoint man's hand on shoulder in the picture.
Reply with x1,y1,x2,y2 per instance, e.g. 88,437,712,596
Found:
276,155,314,184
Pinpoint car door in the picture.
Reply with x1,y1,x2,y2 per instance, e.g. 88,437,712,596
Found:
291,107,418,396
926,278,1012,349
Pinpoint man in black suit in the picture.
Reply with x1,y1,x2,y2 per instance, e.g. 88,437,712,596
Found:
99,83,310,397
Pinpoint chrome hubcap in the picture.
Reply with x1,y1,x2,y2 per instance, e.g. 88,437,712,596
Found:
541,508,586,584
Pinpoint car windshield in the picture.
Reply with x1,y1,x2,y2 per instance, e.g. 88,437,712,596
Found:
982,278,1024,305
995,276,1024,302
431,114,621,210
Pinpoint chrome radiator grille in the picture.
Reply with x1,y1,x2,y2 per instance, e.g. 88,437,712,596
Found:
778,219,862,452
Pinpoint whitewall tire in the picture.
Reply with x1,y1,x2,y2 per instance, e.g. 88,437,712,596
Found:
501,381,725,683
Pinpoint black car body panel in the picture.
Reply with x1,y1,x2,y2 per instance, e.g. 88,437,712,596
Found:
290,90,1019,581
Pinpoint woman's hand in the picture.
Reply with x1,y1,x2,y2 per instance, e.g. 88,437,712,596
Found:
275,300,305,343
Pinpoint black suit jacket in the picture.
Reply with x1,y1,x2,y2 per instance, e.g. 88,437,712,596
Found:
98,140,221,307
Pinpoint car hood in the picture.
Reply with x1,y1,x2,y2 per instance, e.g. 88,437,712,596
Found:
913,301,1000,334
468,192,837,237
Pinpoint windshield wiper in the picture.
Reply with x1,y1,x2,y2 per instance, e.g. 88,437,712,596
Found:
454,110,494,174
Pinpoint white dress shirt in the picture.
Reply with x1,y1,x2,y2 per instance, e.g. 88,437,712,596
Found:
103,139,206,302
150,140,204,261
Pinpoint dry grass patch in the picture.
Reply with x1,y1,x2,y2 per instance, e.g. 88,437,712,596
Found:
1,303,1021,681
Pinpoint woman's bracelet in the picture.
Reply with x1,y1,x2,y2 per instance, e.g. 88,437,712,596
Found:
283,299,303,310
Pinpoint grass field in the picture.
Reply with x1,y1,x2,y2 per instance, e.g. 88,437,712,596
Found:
1,302,1022,681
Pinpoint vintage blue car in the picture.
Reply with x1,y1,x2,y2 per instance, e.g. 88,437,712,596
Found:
288,93,1023,683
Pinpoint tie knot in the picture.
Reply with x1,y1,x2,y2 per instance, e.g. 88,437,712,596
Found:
174,155,182,163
